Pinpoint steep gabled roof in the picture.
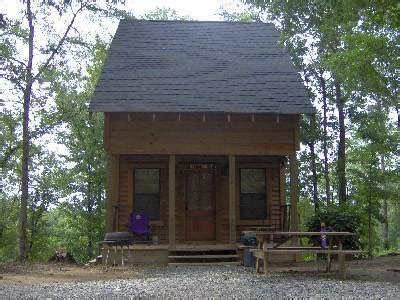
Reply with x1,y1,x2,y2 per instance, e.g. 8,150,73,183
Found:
89,20,314,114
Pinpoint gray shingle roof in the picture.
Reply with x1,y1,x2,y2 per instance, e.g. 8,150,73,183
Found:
89,20,314,114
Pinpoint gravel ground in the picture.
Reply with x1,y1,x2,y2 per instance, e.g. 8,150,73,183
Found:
0,265,399,299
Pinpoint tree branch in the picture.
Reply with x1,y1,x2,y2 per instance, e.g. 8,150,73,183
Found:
31,3,84,83
4,74,26,93
7,57,28,68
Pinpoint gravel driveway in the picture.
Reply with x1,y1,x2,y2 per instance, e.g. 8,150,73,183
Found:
1,265,399,299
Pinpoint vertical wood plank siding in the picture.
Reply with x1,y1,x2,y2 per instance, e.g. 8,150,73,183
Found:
115,154,284,243
117,155,169,242
106,112,296,243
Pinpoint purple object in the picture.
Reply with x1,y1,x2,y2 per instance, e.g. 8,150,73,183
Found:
321,223,328,248
128,212,151,238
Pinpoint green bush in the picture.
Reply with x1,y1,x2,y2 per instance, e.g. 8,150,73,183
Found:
305,206,361,250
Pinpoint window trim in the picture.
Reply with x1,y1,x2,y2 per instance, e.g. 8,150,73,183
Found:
128,163,167,226
236,163,272,225
239,168,267,220
134,168,161,221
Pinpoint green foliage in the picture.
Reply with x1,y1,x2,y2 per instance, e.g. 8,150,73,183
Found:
219,4,261,22
0,110,21,262
298,197,317,230
142,7,192,21
244,0,399,253
0,195,18,262
305,206,361,250
1,0,398,263
49,41,107,262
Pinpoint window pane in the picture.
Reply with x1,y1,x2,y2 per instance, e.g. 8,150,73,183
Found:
134,194,160,220
240,193,266,220
240,168,267,220
240,169,265,193
134,168,160,220
135,169,159,193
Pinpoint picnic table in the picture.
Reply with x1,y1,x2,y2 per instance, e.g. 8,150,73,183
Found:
245,231,364,279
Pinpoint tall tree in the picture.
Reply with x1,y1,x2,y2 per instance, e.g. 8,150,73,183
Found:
245,0,398,206
318,72,332,205
18,0,83,261
1,0,130,261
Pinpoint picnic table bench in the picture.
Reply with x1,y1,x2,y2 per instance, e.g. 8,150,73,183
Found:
245,231,365,279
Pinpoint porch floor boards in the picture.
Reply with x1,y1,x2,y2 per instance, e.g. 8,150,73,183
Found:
102,243,244,265
103,243,237,250
103,244,169,250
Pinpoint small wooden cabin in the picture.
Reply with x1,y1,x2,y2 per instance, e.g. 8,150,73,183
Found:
90,20,314,264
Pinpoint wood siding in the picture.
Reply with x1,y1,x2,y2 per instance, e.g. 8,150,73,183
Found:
104,113,299,155
235,157,283,240
114,154,284,244
117,155,169,242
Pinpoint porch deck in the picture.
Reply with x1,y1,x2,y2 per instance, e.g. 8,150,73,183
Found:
102,243,240,265
102,242,293,266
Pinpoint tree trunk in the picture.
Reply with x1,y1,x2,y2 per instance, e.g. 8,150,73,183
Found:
308,141,319,213
86,111,94,258
19,0,34,262
367,160,373,258
320,74,331,205
381,156,389,250
87,164,94,259
335,80,347,205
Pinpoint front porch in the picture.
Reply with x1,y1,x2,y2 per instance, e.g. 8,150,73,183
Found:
106,154,296,247
103,153,298,266
101,242,296,266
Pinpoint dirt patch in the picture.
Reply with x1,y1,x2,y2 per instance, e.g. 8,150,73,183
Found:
0,262,151,285
0,255,399,285
269,254,400,283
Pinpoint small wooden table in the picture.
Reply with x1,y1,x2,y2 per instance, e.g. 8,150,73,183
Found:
246,231,362,279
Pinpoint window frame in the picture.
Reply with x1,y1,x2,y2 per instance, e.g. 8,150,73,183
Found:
237,163,272,225
128,163,167,225
134,168,161,221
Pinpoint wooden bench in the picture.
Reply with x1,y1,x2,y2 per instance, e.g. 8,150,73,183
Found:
243,231,366,279
251,248,366,279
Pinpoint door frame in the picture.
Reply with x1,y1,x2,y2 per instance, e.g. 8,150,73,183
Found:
183,166,217,242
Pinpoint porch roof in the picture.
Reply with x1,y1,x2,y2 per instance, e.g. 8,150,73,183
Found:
89,20,314,114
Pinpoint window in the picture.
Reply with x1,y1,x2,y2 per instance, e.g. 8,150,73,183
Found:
134,169,160,220
240,168,267,220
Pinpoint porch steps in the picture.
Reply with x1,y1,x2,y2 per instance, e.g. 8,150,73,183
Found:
169,254,238,259
168,247,240,266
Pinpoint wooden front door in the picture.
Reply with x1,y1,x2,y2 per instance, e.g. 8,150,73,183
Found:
185,169,216,241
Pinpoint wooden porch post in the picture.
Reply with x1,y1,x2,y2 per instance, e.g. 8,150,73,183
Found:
279,159,287,231
169,155,176,248
290,154,299,238
229,155,236,244
106,154,119,232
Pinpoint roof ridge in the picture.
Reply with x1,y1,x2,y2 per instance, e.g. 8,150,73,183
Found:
120,19,275,26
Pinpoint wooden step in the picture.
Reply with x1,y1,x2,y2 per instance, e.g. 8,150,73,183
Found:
168,246,239,264
173,245,237,252
168,254,239,259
